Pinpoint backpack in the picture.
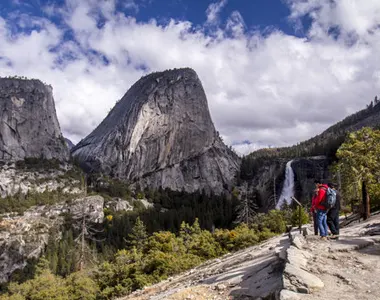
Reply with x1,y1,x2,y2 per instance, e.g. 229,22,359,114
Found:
321,187,337,209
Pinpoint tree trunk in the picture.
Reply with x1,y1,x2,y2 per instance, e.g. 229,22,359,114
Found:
80,214,85,271
362,181,371,220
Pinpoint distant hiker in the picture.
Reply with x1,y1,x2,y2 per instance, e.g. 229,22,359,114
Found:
310,183,319,235
327,183,341,238
311,180,329,240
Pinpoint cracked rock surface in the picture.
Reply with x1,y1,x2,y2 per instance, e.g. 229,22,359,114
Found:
280,214,380,300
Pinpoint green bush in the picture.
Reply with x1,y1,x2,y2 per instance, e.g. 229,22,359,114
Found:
15,157,61,171
0,190,77,214
66,272,99,300
214,224,259,252
257,228,277,241
143,251,201,281
254,210,286,234
5,270,70,300
290,207,310,227
3,211,289,299
93,217,275,298
132,199,146,212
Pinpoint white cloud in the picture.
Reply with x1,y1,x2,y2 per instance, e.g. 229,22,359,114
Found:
122,0,139,13
288,0,380,39
0,0,380,155
232,142,266,157
226,11,245,37
206,0,228,25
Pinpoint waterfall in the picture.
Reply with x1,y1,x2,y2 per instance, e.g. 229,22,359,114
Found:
276,160,295,209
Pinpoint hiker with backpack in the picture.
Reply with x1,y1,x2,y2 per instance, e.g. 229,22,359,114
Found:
311,180,330,240
327,183,340,238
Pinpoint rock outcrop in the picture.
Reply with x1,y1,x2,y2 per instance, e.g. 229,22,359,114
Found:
0,195,104,282
72,68,240,194
279,215,380,300
0,78,69,161
0,162,82,198
105,197,133,212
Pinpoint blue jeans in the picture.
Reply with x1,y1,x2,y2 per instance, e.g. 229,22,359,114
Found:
317,209,328,237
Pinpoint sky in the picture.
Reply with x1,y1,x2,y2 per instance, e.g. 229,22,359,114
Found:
1,0,380,155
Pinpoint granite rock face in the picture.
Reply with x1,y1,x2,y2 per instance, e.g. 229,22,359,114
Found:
0,195,104,282
0,162,82,198
72,68,240,194
0,78,69,161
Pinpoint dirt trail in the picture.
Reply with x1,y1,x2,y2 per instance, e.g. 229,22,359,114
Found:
299,215,380,300
305,242,380,300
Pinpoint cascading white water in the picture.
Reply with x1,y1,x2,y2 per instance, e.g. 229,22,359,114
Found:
276,160,295,209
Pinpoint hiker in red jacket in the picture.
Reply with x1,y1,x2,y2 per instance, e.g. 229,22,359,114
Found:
311,180,329,240
310,185,319,235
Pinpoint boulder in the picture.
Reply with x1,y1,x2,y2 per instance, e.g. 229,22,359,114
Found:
283,264,324,293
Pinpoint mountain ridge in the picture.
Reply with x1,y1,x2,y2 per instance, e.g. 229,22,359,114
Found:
243,100,380,166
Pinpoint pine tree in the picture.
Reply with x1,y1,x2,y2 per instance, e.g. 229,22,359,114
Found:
128,217,148,250
73,204,103,271
335,127,380,219
71,175,104,270
235,188,258,225
267,176,277,209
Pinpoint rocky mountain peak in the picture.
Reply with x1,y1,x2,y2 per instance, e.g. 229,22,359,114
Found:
0,77,69,161
72,68,240,193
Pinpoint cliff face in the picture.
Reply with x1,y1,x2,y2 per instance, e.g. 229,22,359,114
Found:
0,162,82,198
0,78,69,161
291,156,331,204
0,195,104,283
72,68,240,194
246,157,331,211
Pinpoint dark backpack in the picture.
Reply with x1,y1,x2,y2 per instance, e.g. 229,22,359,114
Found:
320,187,337,209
